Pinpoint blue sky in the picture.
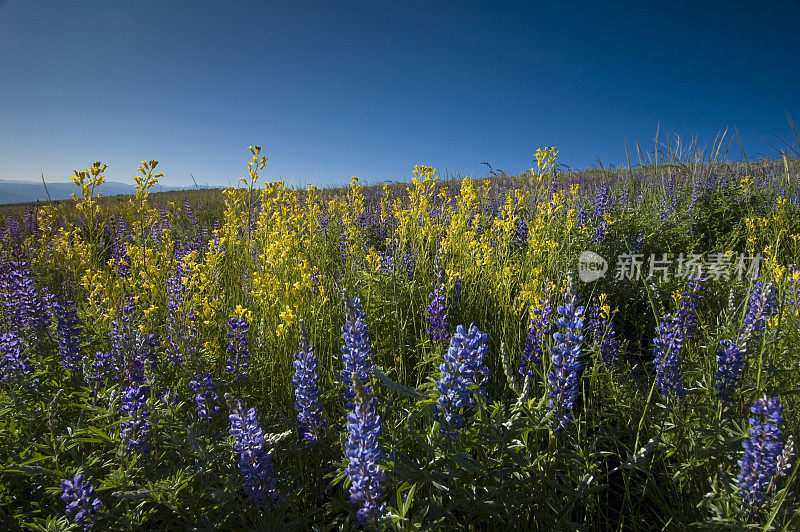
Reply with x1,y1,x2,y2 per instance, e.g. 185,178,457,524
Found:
1,0,798,188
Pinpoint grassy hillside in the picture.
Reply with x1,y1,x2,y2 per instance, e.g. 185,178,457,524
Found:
1,150,799,529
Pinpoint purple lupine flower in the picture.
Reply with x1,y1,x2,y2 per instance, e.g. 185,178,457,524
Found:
676,272,707,339
23,207,38,237
593,186,611,243
228,400,280,507
705,173,718,190
434,323,491,438
426,282,450,342
55,300,82,375
380,239,415,280
594,186,610,219
586,304,619,368
340,297,375,408
109,297,145,384
652,313,686,401
34,277,57,331
744,282,778,334
400,249,416,280
576,209,589,232
514,218,528,245
113,244,132,278
715,339,746,400
339,234,349,265
689,179,701,215
225,316,250,380
0,260,51,333
547,277,585,430
0,331,32,384
378,250,394,275
88,351,118,401
157,202,168,225
119,384,151,451
165,261,198,366
660,174,679,220
111,216,132,278
520,289,552,375
594,218,609,243
61,473,102,530
619,186,630,209
631,232,644,254
137,332,159,373
344,389,387,524
3,216,21,242
309,268,321,295
586,306,602,336
599,321,619,367
92,350,117,382
292,325,326,446
188,374,220,422
184,200,198,228
738,396,786,507
715,282,779,399
165,266,185,367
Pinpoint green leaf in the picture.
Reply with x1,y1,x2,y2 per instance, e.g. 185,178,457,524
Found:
375,369,423,399
450,453,480,475
402,483,417,517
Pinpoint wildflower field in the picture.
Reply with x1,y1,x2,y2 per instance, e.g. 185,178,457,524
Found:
2,144,800,530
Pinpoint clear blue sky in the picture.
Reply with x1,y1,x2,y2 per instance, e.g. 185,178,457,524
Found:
1,0,798,188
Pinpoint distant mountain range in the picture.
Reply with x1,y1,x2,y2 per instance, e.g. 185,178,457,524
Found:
0,179,193,205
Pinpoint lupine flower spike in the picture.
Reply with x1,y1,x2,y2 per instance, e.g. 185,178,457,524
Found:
344,380,387,524
650,271,706,401
434,323,491,438
55,300,82,375
225,306,251,380
547,274,585,430
165,260,198,366
715,283,778,399
61,473,102,530
587,296,619,368
426,254,451,342
652,313,685,401
188,373,220,422
0,260,52,334
0,331,32,385
228,399,281,507
426,281,450,342
520,285,552,376
340,295,375,408
676,270,707,338
293,320,326,447
738,395,787,507
119,383,151,451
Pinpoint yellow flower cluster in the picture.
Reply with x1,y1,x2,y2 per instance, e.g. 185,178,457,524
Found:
740,174,754,195
533,146,559,176
250,181,325,340
597,292,614,322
